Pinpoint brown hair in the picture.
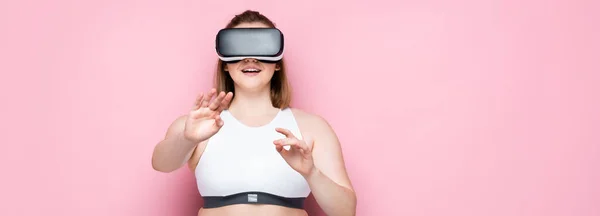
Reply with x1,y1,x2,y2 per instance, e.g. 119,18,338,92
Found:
214,10,292,108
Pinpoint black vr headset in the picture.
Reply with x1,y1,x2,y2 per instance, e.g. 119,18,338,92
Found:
215,28,284,63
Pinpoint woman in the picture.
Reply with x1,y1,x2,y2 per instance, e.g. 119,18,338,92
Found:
151,10,356,216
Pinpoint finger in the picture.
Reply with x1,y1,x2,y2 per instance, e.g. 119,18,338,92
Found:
200,88,217,107
193,93,204,110
298,141,310,152
216,92,234,113
274,143,292,154
208,91,226,110
273,138,296,146
189,106,210,118
275,128,296,139
273,138,307,152
293,139,310,153
214,114,224,127
275,144,284,152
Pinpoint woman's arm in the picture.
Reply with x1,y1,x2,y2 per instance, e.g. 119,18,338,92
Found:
152,90,232,173
305,115,357,216
151,115,200,173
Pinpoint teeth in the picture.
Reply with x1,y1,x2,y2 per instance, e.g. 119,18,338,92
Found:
243,68,260,72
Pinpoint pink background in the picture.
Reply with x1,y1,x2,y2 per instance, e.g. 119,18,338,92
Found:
1,0,599,215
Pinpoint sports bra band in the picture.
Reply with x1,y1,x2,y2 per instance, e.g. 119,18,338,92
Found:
202,191,306,209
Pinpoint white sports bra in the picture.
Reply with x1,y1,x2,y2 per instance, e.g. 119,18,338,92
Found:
194,108,311,209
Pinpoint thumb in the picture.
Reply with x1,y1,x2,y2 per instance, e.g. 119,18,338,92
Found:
213,115,224,127
275,144,291,158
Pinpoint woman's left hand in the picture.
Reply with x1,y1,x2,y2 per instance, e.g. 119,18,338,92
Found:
273,127,316,178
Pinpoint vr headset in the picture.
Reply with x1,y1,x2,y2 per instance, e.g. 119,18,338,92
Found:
215,28,284,63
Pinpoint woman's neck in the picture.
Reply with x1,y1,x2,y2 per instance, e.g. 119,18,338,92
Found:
228,87,278,116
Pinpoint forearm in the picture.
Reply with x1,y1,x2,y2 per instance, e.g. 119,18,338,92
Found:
152,132,199,172
305,168,357,216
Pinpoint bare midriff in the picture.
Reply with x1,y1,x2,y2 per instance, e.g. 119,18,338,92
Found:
197,204,308,216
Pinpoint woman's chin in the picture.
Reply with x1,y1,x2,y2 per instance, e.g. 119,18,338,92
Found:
235,82,269,92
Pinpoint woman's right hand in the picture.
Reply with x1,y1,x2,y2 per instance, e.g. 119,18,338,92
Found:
183,88,234,143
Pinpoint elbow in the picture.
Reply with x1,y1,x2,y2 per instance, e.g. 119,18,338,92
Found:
151,159,162,172
151,154,176,173
348,189,358,216
151,144,178,173
151,157,164,172
332,188,357,216
152,160,175,173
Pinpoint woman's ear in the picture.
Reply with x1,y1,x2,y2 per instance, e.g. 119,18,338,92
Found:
275,63,281,71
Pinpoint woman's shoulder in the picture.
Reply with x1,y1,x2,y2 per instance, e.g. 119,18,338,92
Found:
288,107,334,132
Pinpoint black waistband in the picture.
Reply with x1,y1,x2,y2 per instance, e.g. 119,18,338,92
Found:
202,192,306,209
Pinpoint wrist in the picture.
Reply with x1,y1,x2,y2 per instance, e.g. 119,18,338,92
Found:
304,166,320,180
180,132,201,146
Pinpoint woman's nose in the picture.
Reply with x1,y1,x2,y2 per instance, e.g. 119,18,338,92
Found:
243,58,258,63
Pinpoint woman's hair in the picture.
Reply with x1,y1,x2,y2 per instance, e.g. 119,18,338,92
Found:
214,10,292,108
